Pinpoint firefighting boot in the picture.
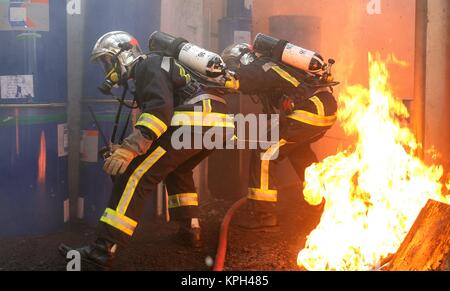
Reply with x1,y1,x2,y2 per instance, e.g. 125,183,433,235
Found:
233,200,280,232
58,239,118,271
175,218,203,248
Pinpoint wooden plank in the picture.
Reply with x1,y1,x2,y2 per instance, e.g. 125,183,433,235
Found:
389,200,450,271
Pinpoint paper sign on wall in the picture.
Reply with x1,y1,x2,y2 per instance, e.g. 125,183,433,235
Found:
80,130,99,163
58,123,69,157
0,75,34,99
9,6,27,23
0,0,49,31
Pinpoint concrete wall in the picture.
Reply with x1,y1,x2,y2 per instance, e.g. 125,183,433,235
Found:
251,0,416,161
161,0,225,49
160,0,226,199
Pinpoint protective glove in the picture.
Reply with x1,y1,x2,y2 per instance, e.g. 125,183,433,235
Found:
103,130,153,176
99,144,121,161
103,146,138,176
110,143,121,153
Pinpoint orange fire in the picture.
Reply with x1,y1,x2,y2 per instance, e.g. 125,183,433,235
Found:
297,53,449,271
37,130,47,188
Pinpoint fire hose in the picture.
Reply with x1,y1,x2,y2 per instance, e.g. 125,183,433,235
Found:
213,197,247,271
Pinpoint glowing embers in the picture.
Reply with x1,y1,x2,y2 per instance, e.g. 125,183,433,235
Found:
297,53,449,271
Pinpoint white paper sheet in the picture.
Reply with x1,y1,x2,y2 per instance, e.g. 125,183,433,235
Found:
9,7,27,22
0,75,34,99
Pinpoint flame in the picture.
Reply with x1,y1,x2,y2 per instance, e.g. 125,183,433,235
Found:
37,130,47,188
446,174,450,193
297,53,449,271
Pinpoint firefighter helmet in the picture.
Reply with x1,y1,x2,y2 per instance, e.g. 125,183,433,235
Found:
221,43,255,71
91,31,145,94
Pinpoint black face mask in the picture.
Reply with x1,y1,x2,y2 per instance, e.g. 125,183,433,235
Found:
97,54,122,95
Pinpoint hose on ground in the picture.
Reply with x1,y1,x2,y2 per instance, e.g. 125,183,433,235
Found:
213,197,247,271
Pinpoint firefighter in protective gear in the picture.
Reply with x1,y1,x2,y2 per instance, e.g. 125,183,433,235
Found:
59,31,234,270
222,43,338,232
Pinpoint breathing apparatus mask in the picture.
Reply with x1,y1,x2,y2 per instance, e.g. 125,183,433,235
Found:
96,53,125,95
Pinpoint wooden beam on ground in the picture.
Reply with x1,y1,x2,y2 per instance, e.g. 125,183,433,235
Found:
389,200,450,271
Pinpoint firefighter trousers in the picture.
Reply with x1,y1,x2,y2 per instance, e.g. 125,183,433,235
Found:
247,90,338,212
247,119,330,213
97,97,233,246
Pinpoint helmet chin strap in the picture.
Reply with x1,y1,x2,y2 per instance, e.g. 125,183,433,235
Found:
118,63,128,86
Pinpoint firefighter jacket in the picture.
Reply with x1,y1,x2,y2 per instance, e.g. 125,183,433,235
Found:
236,56,338,139
132,53,194,141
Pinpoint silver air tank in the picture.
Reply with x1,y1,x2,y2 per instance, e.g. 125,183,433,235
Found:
253,33,326,74
149,31,226,78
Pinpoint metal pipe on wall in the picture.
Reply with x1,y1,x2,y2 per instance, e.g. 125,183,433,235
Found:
413,0,427,158
67,0,86,220
424,0,450,169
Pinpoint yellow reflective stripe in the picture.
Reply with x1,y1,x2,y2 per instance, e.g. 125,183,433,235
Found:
310,96,325,116
116,147,167,214
136,113,168,138
171,111,235,128
225,79,240,90
248,188,278,202
203,99,212,113
271,65,300,87
260,140,287,190
288,110,337,127
176,62,191,83
168,193,199,209
100,208,137,236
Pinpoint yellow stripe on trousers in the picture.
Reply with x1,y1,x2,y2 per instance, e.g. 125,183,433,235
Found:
248,188,278,202
116,146,167,215
168,193,199,209
260,139,288,190
100,208,137,236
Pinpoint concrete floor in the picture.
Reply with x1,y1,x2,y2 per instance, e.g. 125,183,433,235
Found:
0,185,322,271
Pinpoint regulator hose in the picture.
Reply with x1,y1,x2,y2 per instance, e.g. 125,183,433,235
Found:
213,197,247,271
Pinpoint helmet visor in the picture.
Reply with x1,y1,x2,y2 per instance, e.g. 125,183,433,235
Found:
94,54,116,77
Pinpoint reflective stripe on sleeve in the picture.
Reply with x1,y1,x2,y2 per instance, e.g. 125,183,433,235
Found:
136,113,168,138
287,110,337,127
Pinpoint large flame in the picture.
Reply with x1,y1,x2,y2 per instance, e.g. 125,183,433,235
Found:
297,53,449,271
